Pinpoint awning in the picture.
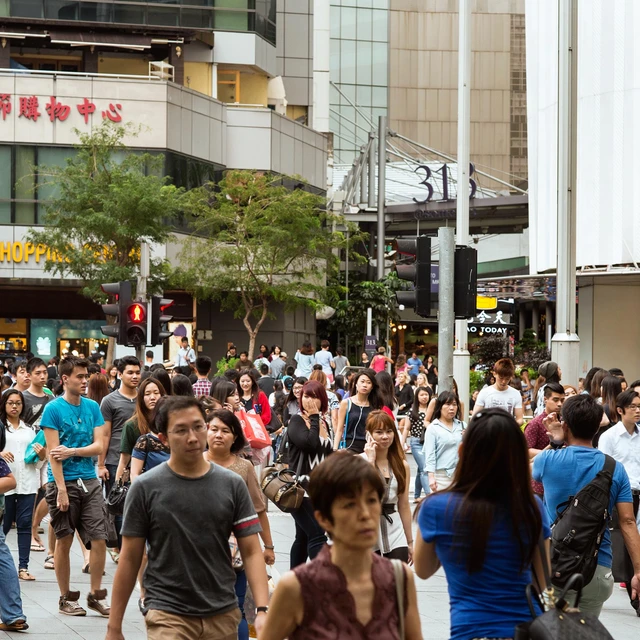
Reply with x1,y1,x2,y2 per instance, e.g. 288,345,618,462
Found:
48,30,152,50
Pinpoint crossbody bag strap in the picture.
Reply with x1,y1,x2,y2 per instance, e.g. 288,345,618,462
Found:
391,559,406,639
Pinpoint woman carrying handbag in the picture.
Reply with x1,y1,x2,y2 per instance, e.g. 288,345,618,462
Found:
286,381,333,568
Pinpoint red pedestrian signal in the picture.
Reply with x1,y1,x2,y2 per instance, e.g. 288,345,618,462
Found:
128,303,146,324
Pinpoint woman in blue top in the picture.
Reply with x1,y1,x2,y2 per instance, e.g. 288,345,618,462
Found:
414,407,551,640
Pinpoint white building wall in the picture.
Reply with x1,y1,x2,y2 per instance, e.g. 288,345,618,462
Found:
527,0,640,272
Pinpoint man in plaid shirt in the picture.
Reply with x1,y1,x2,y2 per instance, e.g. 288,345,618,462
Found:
192,356,213,397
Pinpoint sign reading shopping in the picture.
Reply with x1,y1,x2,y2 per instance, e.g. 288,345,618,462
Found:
0,94,123,124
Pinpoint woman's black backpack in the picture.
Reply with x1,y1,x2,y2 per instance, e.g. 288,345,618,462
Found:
550,455,615,588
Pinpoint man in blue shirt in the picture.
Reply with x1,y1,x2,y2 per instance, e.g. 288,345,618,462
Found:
407,352,423,378
533,394,640,616
42,357,110,618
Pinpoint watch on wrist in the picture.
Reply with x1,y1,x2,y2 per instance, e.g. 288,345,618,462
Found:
549,439,564,450
256,606,269,615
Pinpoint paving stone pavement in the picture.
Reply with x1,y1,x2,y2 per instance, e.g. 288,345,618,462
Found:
3,455,638,639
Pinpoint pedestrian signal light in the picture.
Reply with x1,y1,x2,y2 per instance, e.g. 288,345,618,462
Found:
100,281,131,345
393,236,431,318
128,303,146,324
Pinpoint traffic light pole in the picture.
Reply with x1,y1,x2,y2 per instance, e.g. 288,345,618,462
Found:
452,0,471,414
551,0,580,385
438,227,455,393
137,241,150,362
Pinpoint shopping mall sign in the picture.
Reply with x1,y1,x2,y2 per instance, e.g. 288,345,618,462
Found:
0,94,124,124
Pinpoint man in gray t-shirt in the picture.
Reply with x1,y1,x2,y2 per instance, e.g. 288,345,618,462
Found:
106,397,270,640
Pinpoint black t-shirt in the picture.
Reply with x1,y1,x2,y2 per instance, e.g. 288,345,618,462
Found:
22,390,53,429
257,376,275,397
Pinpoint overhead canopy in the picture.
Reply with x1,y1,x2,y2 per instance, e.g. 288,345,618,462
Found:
48,30,152,50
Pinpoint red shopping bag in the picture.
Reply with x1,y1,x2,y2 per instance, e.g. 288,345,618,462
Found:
236,410,271,449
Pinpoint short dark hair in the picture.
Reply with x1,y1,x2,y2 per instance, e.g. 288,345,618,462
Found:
195,356,212,376
561,394,603,440
59,357,89,378
544,382,565,398
629,379,640,390
10,359,27,375
117,356,140,374
616,389,639,412
155,396,206,436
240,351,248,358
181,336,189,343
609,368,624,377
146,350,154,359
223,368,240,382
88,364,101,376
172,374,194,396
309,451,384,523
321,340,330,349
259,364,269,375
26,357,46,373
209,409,247,453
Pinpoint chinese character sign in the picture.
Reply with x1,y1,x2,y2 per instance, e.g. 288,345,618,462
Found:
0,95,123,125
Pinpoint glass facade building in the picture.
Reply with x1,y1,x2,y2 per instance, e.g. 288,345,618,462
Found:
329,0,388,164
1,1,276,44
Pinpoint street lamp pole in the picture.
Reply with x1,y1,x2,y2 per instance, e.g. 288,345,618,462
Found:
551,0,580,384
452,0,471,411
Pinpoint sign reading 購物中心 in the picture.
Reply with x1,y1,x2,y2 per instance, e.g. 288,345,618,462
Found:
0,94,124,124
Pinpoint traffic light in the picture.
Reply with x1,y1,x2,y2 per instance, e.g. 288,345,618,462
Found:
394,235,431,317
454,246,478,319
125,301,147,347
100,281,131,344
150,296,174,345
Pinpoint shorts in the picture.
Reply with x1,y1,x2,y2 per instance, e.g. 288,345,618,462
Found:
45,478,108,548
145,608,241,640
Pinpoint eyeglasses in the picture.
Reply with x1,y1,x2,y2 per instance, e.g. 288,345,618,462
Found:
6,401,23,407
168,424,208,437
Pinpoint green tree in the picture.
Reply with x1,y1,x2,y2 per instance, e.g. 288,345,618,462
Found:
176,170,358,360
26,122,183,363
325,277,400,357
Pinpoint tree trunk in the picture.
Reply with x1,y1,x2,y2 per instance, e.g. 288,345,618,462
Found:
105,316,117,366
247,332,257,362
243,299,269,361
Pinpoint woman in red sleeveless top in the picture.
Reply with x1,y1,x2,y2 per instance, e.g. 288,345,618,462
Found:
260,452,422,640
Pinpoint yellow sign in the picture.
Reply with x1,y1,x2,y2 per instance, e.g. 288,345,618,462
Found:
0,242,63,264
476,296,498,310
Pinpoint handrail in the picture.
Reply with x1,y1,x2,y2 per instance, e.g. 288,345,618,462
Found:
0,68,162,81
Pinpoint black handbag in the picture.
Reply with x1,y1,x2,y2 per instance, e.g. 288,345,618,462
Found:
105,477,129,516
515,536,614,640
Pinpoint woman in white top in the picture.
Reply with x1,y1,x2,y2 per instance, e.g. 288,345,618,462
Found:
362,410,413,563
294,341,316,378
423,390,466,493
0,389,45,581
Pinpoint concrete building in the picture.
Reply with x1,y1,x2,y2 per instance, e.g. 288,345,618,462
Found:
0,3,327,363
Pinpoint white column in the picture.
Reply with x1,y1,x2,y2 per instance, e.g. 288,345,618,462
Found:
211,63,218,99
312,0,330,133
453,0,472,415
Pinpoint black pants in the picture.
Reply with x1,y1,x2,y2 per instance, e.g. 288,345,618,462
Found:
289,498,327,569
612,493,640,610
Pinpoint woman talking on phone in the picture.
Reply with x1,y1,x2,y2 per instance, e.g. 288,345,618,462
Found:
287,380,333,567
362,411,413,563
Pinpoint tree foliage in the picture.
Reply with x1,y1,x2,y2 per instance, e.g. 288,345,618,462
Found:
325,276,400,355
176,170,359,359
25,122,183,301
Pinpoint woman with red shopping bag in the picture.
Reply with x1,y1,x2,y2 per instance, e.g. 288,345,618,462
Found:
236,370,273,460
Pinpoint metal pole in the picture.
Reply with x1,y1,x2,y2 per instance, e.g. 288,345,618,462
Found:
368,131,376,208
551,0,580,385
453,0,471,416
137,241,150,362
438,228,455,392
366,307,373,337
377,115,386,281
360,144,368,204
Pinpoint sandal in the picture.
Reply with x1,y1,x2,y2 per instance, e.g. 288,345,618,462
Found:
44,555,55,570
30,542,45,552
108,549,120,564
18,569,36,581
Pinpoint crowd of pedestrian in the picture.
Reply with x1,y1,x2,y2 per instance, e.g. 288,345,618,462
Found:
0,345,638,639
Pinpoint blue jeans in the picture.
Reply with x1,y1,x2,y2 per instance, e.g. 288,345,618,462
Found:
409,437,427,500
2,493,36,570
235,570,249,640
0,528,25,625
290,497,327,569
